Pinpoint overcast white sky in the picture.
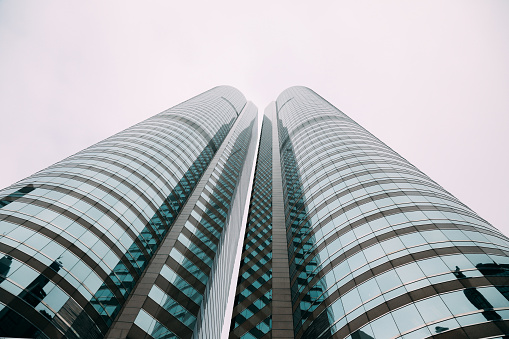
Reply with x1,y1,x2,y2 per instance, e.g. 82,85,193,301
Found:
0,1,508,235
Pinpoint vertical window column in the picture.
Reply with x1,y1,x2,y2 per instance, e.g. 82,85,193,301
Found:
269,102,295,338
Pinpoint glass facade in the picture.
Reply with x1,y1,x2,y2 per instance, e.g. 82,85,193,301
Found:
194,103,259,339
230,116,273,339
1,86,508,339
275,86,509,339
0,86,246,339
129,102,259,339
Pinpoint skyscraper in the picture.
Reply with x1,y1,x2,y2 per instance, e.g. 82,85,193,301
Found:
1,86,508,339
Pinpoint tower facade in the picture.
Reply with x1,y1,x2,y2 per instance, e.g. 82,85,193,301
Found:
0,86,257,339
269,87,509,338
229,87,509,339
1,86,509,339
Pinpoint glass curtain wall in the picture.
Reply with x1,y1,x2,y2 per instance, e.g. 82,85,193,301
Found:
2,85,509,339
230,115,274,339
275,86,509,339
0,86,245,339
132,103,259,339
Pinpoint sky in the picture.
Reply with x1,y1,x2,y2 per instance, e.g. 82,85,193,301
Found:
0,0,508,236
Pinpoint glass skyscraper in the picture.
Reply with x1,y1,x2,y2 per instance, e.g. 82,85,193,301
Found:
1,86,508,339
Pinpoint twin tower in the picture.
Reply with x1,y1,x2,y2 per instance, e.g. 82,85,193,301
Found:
0,86,508,339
